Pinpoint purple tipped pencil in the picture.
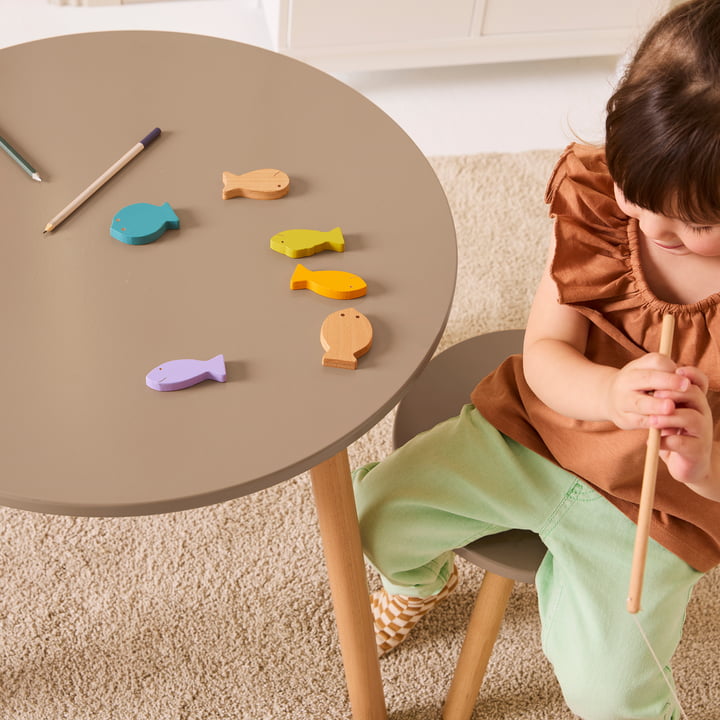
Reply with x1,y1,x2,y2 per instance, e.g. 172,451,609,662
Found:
43,127,162,233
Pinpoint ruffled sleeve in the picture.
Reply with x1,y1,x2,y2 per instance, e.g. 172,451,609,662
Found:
546,144,638,309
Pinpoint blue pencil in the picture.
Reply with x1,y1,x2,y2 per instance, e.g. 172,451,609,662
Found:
0,133,41,181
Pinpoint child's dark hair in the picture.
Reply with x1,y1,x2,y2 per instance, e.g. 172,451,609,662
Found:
606,0,720,223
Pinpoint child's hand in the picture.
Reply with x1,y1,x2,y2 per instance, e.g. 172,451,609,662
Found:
651,366,715,490
606,359,719,497
603,353,689,431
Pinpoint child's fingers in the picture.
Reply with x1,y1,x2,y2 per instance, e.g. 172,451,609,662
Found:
676,366,709,393
629,394,675,418
650,406,703,436
610,357,692,430
660,432,701,454
628,366,688,395
619,367,687,410
658,437,707,485
653,382,707,412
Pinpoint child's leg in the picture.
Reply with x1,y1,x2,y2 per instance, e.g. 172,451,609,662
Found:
352,404,583,654
353,404,578,597
536,480,702,720
353,403,702,716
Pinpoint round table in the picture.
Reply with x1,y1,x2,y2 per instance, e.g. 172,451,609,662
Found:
0,32,456,719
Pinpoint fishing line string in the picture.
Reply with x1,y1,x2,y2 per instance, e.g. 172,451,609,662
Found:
632,613,689,720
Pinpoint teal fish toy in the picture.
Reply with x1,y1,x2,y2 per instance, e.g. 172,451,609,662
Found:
270,227,345,258
110,202,180,245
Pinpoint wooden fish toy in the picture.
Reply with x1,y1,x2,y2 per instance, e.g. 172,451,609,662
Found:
320,309,373,370
290,263,367,300
270,227,345,258
146,354,226,391
222,168,290,200
110,202,180,245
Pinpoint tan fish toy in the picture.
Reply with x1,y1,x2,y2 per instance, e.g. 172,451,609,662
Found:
320,308,373,370
222,168,290,200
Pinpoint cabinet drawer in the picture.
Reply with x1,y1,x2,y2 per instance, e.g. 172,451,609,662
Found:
481,0,666,35
287,0,476,48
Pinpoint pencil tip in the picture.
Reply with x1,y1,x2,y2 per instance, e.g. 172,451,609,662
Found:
32,173,42,182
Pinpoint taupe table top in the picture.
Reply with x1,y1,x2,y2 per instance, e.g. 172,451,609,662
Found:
2,32,457,720
0,31,456,516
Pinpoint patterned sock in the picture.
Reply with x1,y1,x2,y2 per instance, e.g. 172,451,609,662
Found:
370,562,459,656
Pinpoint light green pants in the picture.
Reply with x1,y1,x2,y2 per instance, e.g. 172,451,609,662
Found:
352,405,703,720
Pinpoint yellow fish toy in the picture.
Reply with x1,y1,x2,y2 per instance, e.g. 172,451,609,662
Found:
320,308,373,369
290,263,367,300
270,227,345,258
222,168,290,200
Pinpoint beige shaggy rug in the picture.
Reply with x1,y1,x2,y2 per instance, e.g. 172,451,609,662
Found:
1,149,718,719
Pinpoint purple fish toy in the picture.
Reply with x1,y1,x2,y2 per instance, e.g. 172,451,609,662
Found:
146,354,227,391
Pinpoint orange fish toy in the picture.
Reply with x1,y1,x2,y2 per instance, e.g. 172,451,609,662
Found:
320,308,373,369
290,263,367,300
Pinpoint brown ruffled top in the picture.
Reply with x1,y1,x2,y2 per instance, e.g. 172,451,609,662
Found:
471,143,720,572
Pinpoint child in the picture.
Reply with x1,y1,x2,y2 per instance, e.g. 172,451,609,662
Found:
352,1,720,718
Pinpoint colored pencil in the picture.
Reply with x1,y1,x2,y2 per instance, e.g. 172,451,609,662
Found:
627,313,676,614
0,133,42,181
43,127,161,234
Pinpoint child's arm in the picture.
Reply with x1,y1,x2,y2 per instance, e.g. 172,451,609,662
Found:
523,238,720,500
523,241,685,426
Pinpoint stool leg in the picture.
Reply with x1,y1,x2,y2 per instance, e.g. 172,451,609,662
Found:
442,572,515,720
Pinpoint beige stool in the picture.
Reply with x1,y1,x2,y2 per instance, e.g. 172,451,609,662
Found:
392,331,547,720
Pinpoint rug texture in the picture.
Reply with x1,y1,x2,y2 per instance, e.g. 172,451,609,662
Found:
2,150,718,719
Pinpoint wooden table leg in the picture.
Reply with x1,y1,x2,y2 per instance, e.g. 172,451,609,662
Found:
310,448,387,720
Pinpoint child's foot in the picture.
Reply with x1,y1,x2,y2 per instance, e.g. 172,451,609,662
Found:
370,563,459,656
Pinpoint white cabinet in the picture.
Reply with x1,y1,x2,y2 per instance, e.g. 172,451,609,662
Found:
283,0,476,48
262,0,675,72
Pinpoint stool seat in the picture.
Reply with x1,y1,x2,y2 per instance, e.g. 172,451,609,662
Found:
456,529,546,585
392,330,546,720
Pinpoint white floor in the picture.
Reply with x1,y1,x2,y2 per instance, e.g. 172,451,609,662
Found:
0,0,624,157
